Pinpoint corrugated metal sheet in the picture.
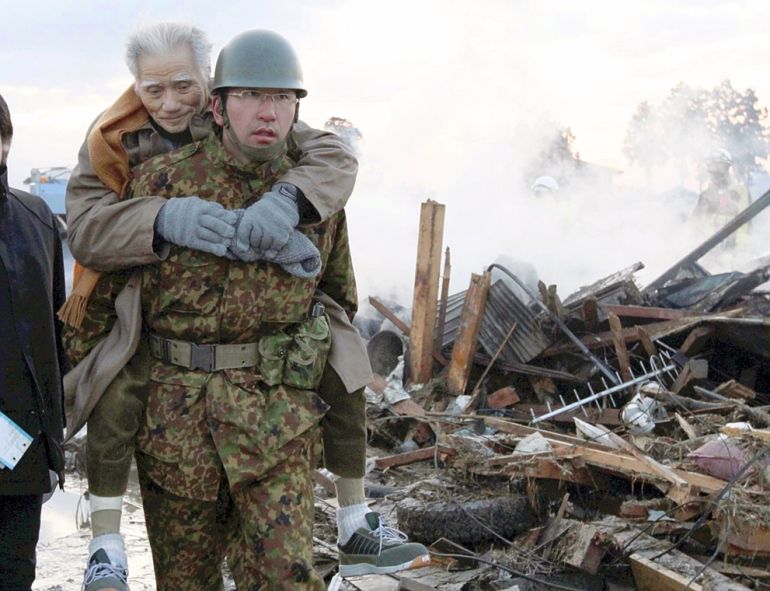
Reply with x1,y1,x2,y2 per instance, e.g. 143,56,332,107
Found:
440,279,551,363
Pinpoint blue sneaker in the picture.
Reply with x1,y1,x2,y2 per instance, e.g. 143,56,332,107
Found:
82,548,128,591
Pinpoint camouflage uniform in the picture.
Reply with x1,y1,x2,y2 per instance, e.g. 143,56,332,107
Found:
62,114,367,501
129,129,355,590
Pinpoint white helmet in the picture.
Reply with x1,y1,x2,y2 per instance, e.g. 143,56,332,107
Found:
531,175,559,193
707,148,733,166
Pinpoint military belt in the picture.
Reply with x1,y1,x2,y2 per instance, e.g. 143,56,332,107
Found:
149,334,260,372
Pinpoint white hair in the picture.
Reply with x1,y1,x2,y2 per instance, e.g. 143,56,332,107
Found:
126,22,211,82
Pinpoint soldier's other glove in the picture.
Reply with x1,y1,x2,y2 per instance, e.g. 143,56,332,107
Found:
155,196,237,257
265,231,322,278
235,183,300,257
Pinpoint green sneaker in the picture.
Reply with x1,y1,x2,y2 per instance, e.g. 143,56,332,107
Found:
338,512,431,576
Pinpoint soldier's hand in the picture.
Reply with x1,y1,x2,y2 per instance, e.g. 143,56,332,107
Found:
155,196,238,257
235,183,300,257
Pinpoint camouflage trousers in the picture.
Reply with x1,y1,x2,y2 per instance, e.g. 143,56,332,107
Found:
84,337,365,499
138,427,325,591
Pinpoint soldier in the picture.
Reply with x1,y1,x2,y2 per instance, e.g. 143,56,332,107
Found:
60,22,385,591
692,148,750,246
66,28,428,590
0,94,67,590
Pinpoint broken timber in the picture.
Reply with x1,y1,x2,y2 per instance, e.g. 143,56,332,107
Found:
447,271,490,395
410,200,445,384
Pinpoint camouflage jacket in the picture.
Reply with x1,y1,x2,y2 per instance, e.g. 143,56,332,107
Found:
132,131,357,342
130,131,356,499
62,130,357,364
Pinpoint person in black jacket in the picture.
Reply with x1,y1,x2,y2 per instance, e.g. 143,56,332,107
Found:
0,93,67,591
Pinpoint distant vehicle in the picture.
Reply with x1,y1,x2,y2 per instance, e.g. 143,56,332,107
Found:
24,167,71,238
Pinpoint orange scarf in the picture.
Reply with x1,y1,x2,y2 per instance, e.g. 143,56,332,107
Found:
58,86,150,328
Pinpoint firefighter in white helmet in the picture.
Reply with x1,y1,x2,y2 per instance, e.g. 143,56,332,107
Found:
531,175,559,197
692,148,750,247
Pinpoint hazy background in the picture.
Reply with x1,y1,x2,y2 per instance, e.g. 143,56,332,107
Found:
3,0,770,306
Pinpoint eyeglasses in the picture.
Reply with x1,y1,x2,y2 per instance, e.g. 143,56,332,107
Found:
226,90,297,107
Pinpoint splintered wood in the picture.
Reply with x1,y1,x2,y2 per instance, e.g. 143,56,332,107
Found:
409,200,445,384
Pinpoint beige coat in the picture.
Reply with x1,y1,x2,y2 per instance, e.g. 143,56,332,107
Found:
64,118,372,438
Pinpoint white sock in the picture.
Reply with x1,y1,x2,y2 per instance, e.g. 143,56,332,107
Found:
337,503,370,545
89,532,127,568
89,494,123,537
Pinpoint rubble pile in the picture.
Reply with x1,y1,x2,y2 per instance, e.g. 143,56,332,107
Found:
332,197,770,590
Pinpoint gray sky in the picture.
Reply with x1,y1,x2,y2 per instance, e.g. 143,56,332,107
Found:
3,0,769,300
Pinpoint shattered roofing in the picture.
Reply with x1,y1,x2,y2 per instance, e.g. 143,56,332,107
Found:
440,279,551,363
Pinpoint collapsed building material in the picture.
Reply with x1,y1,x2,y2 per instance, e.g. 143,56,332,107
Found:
440,279,550,364
435,247,451,355
410,200,446,383
488,263,621,386
654,268,770,313
644,187,770,294
563,261,645,308
447,271,491,394
530,350,678,424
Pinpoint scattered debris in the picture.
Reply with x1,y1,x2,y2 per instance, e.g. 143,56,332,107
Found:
351,198,770,589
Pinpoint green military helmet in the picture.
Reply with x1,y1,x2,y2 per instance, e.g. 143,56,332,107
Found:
213,29,307,97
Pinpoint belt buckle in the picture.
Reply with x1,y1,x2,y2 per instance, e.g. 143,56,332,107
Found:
190,343,216,372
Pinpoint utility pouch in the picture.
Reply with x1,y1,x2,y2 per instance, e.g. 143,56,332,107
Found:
257,332,293,386
282,314,331,390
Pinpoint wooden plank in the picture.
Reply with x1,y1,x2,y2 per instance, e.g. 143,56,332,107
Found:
434,246,451,353
714,379,756,400
447,272,490,395
538,493,570,557
630,553,703,591
541,317,700,357
543,309,745,358
369,296,411,336
608,312,632,382
347,575,400,591
397,576,438,591
551,522,607,574
612,525,751,591
409,200,445,384
582,298,599,331
635,325,658,357
373,445,455,470
481,416,611,451
552,445,730,495
603,304,697,321
679,326,713,356
674,413,698,439
670,362,694,394
486,386,520,409
601,431,693,503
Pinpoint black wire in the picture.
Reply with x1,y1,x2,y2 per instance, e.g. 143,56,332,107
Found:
650,444,770,563
620,500,694,552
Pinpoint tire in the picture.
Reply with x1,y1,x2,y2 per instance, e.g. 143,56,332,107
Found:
396,495,538,545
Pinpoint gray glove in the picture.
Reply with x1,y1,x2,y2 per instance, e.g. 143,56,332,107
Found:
226,210,258,262
228,208,321,278
234,183,300,256
265,231,322,278
155,196,237,257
